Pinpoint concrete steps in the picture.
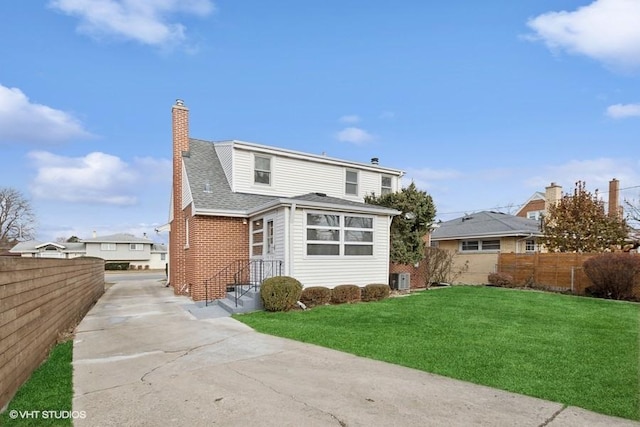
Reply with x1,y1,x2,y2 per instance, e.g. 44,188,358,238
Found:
216,285,263,314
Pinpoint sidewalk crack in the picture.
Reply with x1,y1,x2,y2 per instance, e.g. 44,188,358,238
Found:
539,405,568,427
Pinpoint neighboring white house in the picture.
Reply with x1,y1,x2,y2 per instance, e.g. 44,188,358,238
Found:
10,233,167,269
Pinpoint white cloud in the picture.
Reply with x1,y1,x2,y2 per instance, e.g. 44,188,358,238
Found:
606,103,640,119
335,127,373,145
49,0,215,47
339,115,360,124
0,84,92,144
28,151,171,205
526,0,640,71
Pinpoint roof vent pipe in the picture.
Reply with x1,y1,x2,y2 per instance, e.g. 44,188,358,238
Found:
371,157,379,165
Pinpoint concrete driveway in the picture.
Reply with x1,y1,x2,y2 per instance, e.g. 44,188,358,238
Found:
72,279,639,426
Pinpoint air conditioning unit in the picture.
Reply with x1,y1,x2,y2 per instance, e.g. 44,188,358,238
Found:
390,273,410,290
397,273,410,290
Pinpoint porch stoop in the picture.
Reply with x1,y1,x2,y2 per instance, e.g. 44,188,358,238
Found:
216,285,263,314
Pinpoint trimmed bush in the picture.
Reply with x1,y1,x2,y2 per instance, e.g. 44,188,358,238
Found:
488,272,515,288
583,253,640,300
260,276,303,312
362,283,391,302
105,262,129,271
331,284,361,304
300,286,332,307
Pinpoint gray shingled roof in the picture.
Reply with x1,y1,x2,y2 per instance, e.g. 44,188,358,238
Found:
10,240,86,253
432,211,542,240
185,139,278,212
81,233,153,243
184,139,399,216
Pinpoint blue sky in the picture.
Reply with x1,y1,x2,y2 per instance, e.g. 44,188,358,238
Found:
1,0,639,243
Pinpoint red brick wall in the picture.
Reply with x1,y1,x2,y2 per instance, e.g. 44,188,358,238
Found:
188,215,249,301
389,262,429,289
170,101,189,295
516,200,545,218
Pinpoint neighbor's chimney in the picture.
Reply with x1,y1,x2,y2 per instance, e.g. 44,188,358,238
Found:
371,157,379,165
92,230,97,238
608,178,620,218
544,182,563,215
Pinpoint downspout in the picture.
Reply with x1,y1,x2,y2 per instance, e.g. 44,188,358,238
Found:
288,202,296,277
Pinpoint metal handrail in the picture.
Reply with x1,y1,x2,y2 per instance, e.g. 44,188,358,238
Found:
204,259,283,306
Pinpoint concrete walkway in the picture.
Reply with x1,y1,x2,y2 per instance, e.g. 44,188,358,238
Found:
72,280,640,427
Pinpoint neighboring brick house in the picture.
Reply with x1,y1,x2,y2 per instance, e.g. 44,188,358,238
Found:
168,100,403,302
430,211,543,285
516,179,622,221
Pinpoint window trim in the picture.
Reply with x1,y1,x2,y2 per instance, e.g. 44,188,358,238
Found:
254,154,272,186
381,175,392,195
345,169,358,196
305,211,374,257
460,239,501,252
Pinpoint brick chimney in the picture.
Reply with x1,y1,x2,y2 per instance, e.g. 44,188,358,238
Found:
608,178,620,218
170,99,189,294
544,182,563,215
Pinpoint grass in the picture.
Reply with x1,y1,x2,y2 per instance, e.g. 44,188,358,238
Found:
0,340,74,427
236,286,640,420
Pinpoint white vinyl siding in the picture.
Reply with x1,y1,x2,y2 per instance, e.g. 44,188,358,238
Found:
214,143,234,188
231,147,399,201
291,209,390,287
181,162,193,209
85,242,152,261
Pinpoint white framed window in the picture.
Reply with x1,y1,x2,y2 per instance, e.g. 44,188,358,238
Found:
252,219,264,256
129,243,143,251
527,211,542,220
381,175,392,195
460,240,500,252
305,212,373,256
345,170,358,195
254,155,271,185
101,243,116,251
525,239,537,252
185,217,189,248
160,253,166,261
266,220,274,254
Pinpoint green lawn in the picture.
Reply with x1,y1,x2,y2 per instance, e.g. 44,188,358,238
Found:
1,340,73,427
236,286,640,420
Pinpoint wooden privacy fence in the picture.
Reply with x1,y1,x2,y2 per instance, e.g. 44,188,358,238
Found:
0,257,104,410
497,253,598,294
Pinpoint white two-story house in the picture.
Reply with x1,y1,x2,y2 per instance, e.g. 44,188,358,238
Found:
169,100,403,303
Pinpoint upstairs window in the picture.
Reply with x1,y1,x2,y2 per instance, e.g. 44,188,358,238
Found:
345,170,358,195
381,175,392,195
130,243,143,251
101,243,116,251
254,155,271,185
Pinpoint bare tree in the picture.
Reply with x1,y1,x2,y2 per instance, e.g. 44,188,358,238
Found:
0,187,36,248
